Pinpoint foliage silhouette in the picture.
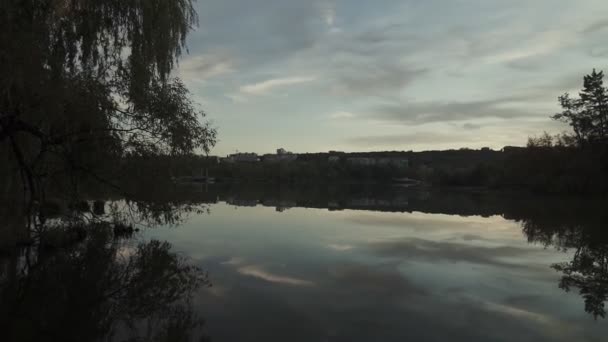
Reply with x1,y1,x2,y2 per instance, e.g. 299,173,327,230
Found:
0,224,210,342
0,0,216,204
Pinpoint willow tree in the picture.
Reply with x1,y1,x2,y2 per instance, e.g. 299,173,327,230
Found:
0,0,216,201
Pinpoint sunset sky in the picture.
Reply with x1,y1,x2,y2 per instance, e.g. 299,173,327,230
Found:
176,0,608,155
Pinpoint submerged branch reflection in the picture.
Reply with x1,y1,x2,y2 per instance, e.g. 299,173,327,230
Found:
520,203,608,319
0,223,210,341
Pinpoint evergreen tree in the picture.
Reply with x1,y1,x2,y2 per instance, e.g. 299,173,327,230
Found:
579,69,608,140
553,69,608,145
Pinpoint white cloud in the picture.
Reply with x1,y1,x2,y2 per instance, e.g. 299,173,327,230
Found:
318,1,336,27
225,93,248,103
178,54,235,82
237,265,315,286
482,30,576,65
221,257,245,266
327,244,354,251
329,111,355,119
240,76,316,95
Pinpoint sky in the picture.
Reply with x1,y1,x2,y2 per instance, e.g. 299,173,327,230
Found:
175,0,608,156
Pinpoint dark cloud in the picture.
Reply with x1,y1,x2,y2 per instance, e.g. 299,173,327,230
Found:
505,58,546,72
333,64,428,97
321,24,429,97
343,213,473,231
346,132,478,147
460,234,487,241
333,23,423,57
368,95,544,125
463,123,482,130
582,19,608,34
368,238,540,268
588,46,608,58
325,263,428,299
190,0,326,68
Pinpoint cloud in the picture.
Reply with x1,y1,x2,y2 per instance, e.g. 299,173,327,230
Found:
368,237,541,268
481,30,574,67
224,93,248,103
460,234,487,242
327,244,353,251
326,263,428,299
191,0,327,68
240,76,316,95
221,257,245,266
223,257,314,287
347,132,479,147
582,19,608,34
329,111,355,119
237,265,315,286
318,0,336,27
177,54,234,82
588,46,608,58
367,95,545,125
330,59,428,97
481,300,556,327
463,123,482,130
180,0,608,155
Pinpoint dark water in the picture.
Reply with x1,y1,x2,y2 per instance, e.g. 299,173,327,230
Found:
1,186,607,341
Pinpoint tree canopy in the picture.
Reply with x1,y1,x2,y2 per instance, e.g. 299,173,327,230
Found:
0,0,216,200
554,69,608,146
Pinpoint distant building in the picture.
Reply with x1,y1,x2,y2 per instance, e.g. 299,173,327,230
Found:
328,155,341,163
502,146,525,153
224,152,260,163
262,148,298,163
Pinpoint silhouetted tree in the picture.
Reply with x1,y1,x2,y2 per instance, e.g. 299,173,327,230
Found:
553,69,608,146
0,0,216,202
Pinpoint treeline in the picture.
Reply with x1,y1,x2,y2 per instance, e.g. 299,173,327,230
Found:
428,69,608,194
115,140,608,195
5,67,608,198
419,144,608,194
125,154,408,184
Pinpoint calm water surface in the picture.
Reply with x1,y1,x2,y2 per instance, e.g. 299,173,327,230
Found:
2,188,607,341
138,190,606,342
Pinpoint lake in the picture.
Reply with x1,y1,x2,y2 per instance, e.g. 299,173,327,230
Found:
1,186,607,341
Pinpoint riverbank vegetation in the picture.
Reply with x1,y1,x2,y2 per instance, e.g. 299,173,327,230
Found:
146,69,608,195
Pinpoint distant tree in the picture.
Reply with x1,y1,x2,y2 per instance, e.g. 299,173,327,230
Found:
527,132,555,148
526,132,578,148
553,69,608,146
0,0,217,201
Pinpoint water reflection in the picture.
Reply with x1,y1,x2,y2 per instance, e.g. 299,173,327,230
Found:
0,204,210,341
184,184,608,322
1,184,607,341
520,206,608,319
